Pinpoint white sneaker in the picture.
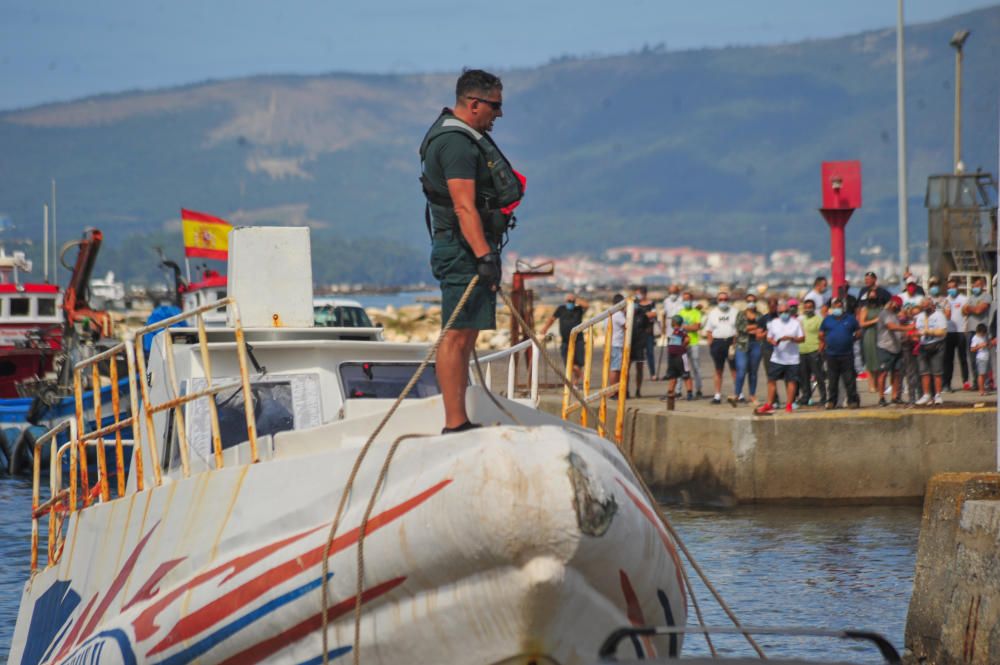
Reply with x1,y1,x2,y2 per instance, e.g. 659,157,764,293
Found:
884,384,892,395
915,394,931,406
933,393,944,405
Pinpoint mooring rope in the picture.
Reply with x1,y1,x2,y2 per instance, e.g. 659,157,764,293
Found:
319,280,764,663
497,289,767,660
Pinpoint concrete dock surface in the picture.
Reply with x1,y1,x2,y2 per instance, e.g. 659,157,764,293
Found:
524,345,997,505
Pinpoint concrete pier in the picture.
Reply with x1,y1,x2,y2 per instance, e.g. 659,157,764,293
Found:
539,396,996,505
904,473,1000,665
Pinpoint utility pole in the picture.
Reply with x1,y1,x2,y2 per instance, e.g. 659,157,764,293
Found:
950,30,970,173
51,179,57,277
896,0,909,272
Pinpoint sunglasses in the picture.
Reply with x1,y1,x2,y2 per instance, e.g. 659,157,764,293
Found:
467,96,502,111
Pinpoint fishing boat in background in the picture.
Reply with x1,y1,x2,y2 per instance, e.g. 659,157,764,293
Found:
8,227,687,665
0,228,128,476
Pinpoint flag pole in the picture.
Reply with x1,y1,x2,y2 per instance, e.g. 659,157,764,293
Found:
185,257,193,284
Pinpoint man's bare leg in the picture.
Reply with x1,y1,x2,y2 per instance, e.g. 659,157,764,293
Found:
437,328,478,429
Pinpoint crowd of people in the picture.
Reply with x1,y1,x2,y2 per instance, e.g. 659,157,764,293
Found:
542,272,996,413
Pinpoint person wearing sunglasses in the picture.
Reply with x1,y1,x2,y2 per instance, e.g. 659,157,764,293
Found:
419,68,524,434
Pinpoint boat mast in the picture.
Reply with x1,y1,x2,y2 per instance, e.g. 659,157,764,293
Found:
43,203,49,282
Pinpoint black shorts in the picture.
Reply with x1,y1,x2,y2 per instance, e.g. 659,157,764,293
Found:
709,338,734,371
877,347,902,373
665,355,689,380
768,362,800,382
560,338,586,368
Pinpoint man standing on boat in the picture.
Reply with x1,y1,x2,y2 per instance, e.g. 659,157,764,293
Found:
419,69,524,433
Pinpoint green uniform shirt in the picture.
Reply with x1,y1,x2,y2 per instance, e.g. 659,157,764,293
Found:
680,307,702,345
799,313,822,354
422,131,493,232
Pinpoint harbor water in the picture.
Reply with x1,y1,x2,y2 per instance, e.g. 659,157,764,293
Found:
0,477,919,663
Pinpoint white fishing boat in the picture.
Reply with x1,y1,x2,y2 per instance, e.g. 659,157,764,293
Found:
9,227,687,665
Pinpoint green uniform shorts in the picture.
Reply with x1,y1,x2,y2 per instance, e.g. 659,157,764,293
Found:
430,235,497,330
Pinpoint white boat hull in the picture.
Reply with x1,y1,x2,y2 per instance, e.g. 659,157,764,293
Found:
10,400,686,665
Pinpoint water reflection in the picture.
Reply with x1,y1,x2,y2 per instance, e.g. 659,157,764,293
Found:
669,504,921,663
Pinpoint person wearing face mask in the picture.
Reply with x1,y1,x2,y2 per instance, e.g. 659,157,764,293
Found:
755,301,805,414
631,285,658,394
915,297,948,405
819,298,861,409
962,277,992,388
901,275,924,310
875,296,914,405
899,303,922,404
796,298,827,407
804,276,831,314
541,293,589,385
927,276,943,305
757,296,783,407
704,291,738,404
731,294,763,405
678,292,704,400
942,278,969,392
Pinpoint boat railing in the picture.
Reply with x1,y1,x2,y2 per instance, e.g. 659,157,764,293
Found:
29,297,259,572
30,419,74,573
562,298,635,443
131,296,257,482
473,338,541,405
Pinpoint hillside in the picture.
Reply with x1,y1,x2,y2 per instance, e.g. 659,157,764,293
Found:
1,6,998,285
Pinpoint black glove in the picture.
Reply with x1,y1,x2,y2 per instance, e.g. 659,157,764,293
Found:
476,252,501,291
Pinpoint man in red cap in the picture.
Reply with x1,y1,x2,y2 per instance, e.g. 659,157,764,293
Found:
875,295,915,405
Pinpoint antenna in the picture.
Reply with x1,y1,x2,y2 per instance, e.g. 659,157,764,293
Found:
43,203,49,282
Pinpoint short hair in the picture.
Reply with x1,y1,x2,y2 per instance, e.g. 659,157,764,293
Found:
803,298,816,308
814,276,827,286
456,69,502,101
612,293,625,305
831,298,844,306
977,323,988,334
947,278,957,286
635,285,648,295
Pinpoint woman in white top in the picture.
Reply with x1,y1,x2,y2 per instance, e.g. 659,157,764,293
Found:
704,292,739,404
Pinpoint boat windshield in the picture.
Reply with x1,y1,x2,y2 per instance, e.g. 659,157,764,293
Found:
340,362,440,399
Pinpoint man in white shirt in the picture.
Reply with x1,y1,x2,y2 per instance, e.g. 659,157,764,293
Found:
915,297,948,405
756,301,805,415
704,291,738,404
803,276,830,313
942,278,969,391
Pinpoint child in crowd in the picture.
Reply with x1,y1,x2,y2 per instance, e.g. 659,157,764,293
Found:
970,323,991,395
661,314,692,408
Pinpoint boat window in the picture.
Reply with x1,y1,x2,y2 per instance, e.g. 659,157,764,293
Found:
182,373,322,464
10,298,29,316
214,382,294,448
37,298,56,316
340,362,440,399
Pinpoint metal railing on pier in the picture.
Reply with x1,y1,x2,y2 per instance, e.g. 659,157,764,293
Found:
561,298,635,443
473,338,541,404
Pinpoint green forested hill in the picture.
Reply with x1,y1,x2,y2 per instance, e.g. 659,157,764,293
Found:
1,6,997,284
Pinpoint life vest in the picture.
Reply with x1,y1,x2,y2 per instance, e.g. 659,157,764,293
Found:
419,108,524,243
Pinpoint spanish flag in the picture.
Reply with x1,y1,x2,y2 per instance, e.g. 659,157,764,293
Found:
181,209,232,260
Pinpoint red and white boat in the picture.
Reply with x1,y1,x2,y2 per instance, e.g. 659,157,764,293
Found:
0,248,63,398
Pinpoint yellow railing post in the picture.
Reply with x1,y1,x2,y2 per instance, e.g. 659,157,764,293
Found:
91,364,110,503
124,341,145,491
598,316,613,437
72,368,90,507
614,298,636,444
581,326,594,427
108,354,126,497
561,330,578,421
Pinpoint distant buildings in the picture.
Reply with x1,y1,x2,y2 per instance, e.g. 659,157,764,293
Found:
507,245,909,291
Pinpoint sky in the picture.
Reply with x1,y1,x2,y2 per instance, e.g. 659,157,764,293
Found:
0,0,996,111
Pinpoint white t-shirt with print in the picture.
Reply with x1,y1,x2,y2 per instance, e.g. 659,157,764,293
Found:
945,294,967,333
971,333,990,362
704,306,738,339
767,317,804,365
